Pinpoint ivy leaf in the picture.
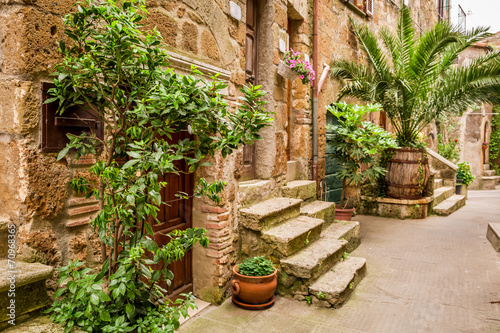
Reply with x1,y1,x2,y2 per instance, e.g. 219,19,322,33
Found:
57,146,71,161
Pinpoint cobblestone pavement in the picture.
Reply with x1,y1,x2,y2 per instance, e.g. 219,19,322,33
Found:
180,190,500,333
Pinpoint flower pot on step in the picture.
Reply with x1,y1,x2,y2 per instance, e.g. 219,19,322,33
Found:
335,207,355,221
277,61,299,81
231,265,277,309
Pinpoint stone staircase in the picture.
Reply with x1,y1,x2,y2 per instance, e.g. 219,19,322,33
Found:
0,218,53,329
481,164,500,190
432,178,466,216
239,180,366,308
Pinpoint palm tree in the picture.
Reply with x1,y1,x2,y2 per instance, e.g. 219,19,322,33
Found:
331,2,500,147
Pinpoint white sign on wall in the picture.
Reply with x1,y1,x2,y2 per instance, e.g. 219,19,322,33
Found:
229,1,241,21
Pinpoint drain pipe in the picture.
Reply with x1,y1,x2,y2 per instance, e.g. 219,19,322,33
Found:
312,0,319,183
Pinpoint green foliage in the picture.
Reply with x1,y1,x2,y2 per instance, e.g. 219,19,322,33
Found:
326,102,398,205
490,106,500,170
45,0,272,332
331,1,500,146
456,161,475,186
437,134,460,163
237,256,275,277
317,292,326,300
305,296,312,305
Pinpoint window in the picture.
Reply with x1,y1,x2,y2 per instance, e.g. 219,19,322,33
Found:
345,0,373,16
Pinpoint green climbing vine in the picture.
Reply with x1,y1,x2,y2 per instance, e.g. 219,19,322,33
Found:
490,105,500,173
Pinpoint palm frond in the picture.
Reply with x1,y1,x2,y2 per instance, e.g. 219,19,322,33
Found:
349,16,391,81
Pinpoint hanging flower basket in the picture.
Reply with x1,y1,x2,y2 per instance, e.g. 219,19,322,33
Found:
277,61,299,81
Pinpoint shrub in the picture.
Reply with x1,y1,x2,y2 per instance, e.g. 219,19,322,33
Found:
237,257,275,277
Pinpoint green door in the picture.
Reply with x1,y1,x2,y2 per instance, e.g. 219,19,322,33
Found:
325,112,343,203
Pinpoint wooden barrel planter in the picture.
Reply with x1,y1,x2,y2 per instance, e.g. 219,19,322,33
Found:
386,148,430,199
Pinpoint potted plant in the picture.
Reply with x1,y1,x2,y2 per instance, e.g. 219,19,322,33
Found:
326,102,398,220
482,142,489,150
231,256,277,309
278,49,315,84
456,161,475,196
331,2,500,199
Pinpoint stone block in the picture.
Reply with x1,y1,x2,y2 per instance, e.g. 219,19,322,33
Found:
309,256,366,308
143,9,177,47
0,141,23,221
359,196,433,219
282,180,317,203
239,197,302,231
261,216,324,257
0,80,39,135
280,237,348,280
0,8,63,74
487,223,500,252
201,29,220,60
0,260,53,322
182,21,199,53
433,195,466,216
300,200,335,226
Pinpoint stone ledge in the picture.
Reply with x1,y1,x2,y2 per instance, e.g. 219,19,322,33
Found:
360,196,432,219
487,223,500,252
0,260,53,293
361,196,433,205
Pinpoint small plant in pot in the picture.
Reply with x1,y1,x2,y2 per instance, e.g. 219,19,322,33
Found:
326,102,398,220
456,161,475,194
231,256,277,310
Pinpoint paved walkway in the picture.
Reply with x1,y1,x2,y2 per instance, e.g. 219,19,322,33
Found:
180,190,500,333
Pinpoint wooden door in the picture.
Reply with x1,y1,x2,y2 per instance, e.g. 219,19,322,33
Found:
241,0,258,180
150,131,194,297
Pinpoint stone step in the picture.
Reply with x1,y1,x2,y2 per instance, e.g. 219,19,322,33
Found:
0,261,53,324
261,216,324,257
483,170,497,177
239,197,302,231
322,221,361,253
309,257,366,308
481,176,499,190
433,186,454,206
280,221,360,280
484,164,490,171
433,194,466,216
282,180,317,205
280,238,348,280
487,223,500,252
300,201,336,226
238,179,274,207
434,178,443,190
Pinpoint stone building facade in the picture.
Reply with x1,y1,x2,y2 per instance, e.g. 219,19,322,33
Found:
0,0,439,305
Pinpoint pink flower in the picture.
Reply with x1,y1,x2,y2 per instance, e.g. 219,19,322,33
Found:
290,64,295,68
300,75,304,79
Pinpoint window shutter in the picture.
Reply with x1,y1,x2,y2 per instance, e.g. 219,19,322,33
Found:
366,0,373,15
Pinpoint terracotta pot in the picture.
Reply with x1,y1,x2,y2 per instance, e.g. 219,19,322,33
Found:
335,207,355,221
482,144,488,150
231,265,277,305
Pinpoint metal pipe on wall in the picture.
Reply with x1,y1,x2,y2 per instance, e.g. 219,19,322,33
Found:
312,0,319,183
